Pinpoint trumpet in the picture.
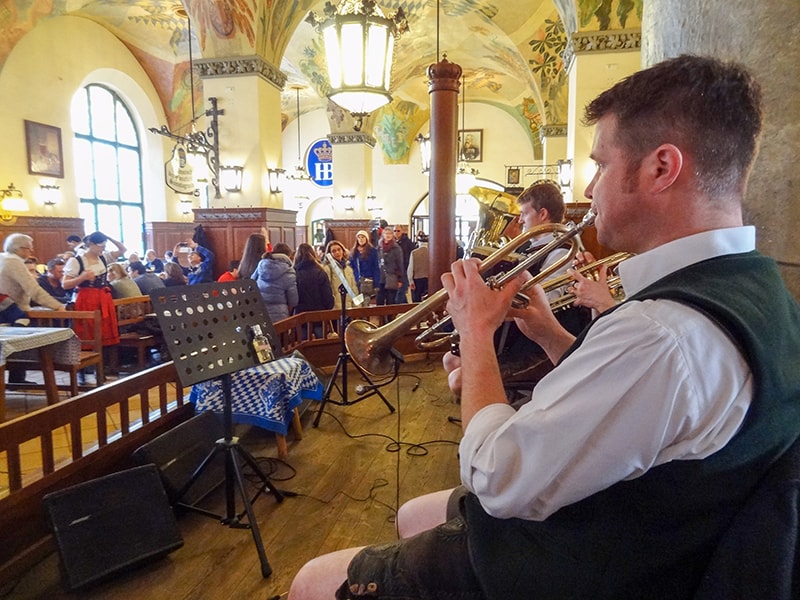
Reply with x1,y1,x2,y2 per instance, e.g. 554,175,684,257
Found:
545,252,632,311
344,210,596,377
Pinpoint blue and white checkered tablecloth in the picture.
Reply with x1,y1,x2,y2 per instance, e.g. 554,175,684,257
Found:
189,356,324,436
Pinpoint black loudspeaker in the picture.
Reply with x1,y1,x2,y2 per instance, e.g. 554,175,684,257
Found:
132,411,226,506
43,464,184,591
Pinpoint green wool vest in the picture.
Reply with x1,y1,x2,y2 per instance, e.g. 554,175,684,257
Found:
464,251,800,599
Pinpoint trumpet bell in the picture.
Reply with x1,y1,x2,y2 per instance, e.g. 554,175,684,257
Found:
464,185,521,256
344,319,396,377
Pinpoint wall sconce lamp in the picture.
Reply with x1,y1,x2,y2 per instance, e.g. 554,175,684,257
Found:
456,163,479,195
0,183,30,221
341,193,356,211
220,165,243,192
366,194,378,210
40,183,61,206
557,159,573,189
178,198,193,215
268,168,285,194
415,133,431,174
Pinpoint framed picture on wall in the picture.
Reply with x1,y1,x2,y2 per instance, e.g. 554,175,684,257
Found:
506,166,521,186
25,119,64,178
459,129,483,162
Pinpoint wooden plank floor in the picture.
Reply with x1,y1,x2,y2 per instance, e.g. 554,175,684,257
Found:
3,355,462,599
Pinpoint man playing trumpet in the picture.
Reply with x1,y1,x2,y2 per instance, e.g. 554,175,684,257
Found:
290,55,800,599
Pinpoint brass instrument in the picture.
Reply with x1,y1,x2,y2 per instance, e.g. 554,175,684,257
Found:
463,186,521,256
545,252,632,311
344,210,596,377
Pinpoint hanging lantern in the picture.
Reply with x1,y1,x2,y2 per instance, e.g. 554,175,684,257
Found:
308,0,408,117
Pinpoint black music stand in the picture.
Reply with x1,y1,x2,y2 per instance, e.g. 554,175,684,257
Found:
149,281,285,578
313,285,396,427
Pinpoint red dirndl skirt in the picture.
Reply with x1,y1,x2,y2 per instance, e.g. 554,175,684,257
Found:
74,286,120,346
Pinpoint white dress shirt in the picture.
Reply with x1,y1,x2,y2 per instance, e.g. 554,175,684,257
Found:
460,226,756,520
0,252,63,311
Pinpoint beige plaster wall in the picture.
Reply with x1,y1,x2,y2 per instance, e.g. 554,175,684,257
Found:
0,16,169,222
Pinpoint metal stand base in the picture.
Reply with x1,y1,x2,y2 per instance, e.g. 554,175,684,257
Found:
313,286,396,427
174,374,283,578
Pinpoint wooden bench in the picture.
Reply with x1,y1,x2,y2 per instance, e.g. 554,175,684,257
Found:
7,309,104,397
110,296,162,373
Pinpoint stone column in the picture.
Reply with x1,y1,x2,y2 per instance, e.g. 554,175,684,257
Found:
564,32,641,202
540,125,569,200
427,57,462,293
643,0,800,298
327,132,376,219
195,56,286,209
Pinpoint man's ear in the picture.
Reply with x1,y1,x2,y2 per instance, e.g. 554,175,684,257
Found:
646,143,683,194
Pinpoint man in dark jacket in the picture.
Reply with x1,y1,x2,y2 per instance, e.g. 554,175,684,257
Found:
393,224,415,303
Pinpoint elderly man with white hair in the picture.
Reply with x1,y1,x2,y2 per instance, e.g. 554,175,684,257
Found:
0,233,68,384
0,233,65,311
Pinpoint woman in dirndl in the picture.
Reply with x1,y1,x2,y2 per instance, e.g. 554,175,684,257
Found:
62,231,127,348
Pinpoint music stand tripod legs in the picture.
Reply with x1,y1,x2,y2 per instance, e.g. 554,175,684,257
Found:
314,285,395,427
174,373,283,578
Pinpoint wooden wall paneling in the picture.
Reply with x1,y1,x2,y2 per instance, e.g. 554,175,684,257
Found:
144,221,196,257
0,216,85,265
323,219,373,251
295,225,308,247
192,207,298,278
564,203,613,259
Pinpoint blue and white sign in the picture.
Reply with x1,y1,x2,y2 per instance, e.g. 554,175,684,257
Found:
306,138,333,188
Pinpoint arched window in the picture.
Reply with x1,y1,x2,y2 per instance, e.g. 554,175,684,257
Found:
71,84,144,252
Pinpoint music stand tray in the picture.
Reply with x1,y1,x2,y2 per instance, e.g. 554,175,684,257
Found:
149,281,284,578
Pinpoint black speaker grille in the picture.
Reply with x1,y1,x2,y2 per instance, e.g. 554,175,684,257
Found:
43,464,183,590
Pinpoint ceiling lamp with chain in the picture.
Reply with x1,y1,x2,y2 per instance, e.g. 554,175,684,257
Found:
456,75,478,194
308,0,408,122
286,86,311,181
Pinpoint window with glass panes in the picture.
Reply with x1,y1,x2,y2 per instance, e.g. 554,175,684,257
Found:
72,84,144,253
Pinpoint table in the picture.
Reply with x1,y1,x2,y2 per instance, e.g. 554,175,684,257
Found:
0,326,81,420
190,356,324,456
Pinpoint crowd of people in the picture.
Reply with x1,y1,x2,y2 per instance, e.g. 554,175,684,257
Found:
0,222,433,356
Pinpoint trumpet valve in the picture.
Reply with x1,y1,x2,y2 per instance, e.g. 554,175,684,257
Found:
511,292,531,309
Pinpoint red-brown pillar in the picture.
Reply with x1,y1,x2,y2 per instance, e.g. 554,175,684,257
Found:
427,57,462,293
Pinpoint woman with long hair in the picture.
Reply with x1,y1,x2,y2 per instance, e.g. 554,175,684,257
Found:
294,243,334,339
253,242,298,324
238,232,268,280
322,240,359,309
349,230,379,299
106,263,142,298
293,244,334,313
62,231,127,347
161,261,188,287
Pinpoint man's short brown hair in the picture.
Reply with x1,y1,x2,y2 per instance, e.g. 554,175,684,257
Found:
515,180,565,223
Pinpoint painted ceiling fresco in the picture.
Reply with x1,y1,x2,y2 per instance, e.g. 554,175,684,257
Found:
1,0,641,160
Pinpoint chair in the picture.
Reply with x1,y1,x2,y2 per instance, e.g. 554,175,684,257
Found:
111,296,162,372
11,309,104,396
694,435,800,599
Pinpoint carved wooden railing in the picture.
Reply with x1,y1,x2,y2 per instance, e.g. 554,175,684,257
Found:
0,362,188,584
0,302,437,585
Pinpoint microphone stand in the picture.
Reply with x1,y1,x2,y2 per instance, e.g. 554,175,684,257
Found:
313,285,395,427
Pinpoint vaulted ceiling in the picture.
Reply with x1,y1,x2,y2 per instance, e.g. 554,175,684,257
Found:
1,1,642,147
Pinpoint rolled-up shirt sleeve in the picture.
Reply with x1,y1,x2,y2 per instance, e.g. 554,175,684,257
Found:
458,299,752,521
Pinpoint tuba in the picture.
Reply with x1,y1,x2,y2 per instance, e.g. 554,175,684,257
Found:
463,186,521,258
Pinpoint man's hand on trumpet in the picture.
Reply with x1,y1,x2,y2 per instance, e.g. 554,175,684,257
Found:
568,251,617,314
508,284,577,366
441,258,525,426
